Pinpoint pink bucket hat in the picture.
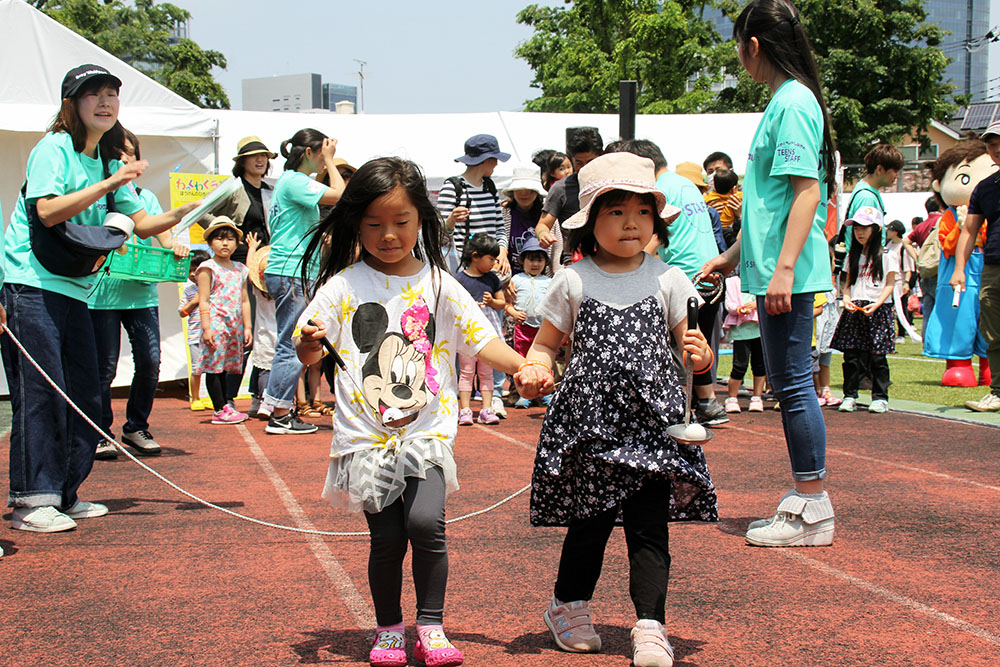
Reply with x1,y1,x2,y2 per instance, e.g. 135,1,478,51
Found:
562,153,681,230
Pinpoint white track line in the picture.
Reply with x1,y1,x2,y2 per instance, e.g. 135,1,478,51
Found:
472,423,537,452
725,424,1000,493
783,551,1000,648
238,425,374,629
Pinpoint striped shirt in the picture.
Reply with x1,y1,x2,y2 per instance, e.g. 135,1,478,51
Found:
437,176,506,255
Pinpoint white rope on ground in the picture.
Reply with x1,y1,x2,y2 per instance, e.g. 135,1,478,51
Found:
3,328,530,537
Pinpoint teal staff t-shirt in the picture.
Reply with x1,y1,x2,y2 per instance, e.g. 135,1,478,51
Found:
4,132,144,302
654,171,719,280
89,187,164,310
740,79,833,296
265,170,326,279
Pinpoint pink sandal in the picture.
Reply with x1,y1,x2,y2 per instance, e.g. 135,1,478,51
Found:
414,627,463,667
369,626,406,667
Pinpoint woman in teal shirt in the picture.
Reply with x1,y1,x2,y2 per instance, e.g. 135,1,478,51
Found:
700,0,837,548
262,128,345,435
1,65,197,534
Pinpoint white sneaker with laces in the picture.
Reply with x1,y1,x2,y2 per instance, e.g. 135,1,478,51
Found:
121,430,162,456
724,397,741,413
745,491,834,547
11,506,77,533
492,395,507,419
838,396,857,412
64,500,109,519
631,619,674,667
748,396,764,412
868,399,889,413
965,393,1000,412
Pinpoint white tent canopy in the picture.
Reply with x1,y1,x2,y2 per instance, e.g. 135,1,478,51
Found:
0,0,216,394
208,109,765,191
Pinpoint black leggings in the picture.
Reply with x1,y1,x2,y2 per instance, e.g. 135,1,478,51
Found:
553,476,671,623
364,467,448,626
730,337,766,381
204,372,240,411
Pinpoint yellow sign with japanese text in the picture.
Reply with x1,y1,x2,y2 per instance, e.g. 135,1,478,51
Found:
169,173,229,244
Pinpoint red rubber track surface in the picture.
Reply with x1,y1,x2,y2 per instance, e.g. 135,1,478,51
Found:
3,390,999,666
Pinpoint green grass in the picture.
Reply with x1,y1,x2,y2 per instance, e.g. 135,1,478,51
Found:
717,316,991,409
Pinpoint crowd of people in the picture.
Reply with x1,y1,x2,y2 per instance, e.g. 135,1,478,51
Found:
4,0,1000,666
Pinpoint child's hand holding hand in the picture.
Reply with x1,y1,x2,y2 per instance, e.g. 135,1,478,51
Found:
514,362,554,400
682,329,711,371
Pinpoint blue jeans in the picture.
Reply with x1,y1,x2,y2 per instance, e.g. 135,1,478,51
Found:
1,285,101,509
756,293,827,481
90,306,160,439
263,274,308,410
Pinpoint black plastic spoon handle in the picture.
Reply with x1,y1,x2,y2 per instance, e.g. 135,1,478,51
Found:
687,296,699,331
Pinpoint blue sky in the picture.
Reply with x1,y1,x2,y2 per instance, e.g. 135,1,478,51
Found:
173,0,1000,112
170,0,561,113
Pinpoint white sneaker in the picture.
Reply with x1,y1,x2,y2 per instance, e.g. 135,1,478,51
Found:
724,397,741,413
11,506,77,533
64,500,109,519
94,439,119,460
748,396,764,412
868,399,889,414
838,396,857,412
631,619,674,667
492,395,507,419
745,492,834,547
965,393,1000,412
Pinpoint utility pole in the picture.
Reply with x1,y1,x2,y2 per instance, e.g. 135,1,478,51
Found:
354,59,367,113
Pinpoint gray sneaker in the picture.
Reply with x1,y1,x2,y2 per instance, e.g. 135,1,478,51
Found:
694,398,730,426
266,412,319,435
94,439,119,460
121,430,162,456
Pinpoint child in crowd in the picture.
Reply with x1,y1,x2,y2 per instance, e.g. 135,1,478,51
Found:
705,168,742,247
294,157,529,667
813,288,842,407
196,216,252,424
454,233,506,425
246,241,276,419
885,219,916,341
518,153,717,667
533,149,573,189
502,163,549,275
831,206,898,413
180,249,212,410
507,237,552,408
723,274,766,413
437,134,511,274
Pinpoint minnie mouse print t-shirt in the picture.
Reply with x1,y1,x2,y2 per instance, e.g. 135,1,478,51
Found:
297,261,497,458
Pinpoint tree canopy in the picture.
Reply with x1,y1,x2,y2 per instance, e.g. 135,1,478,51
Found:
516,0,956,164
31,0,229,109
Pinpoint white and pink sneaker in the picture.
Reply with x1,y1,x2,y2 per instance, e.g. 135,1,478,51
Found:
212,404,248,425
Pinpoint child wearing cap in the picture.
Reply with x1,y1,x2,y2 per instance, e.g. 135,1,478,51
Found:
506,237,552,408
438,134,511,274
196,216,253,424
830,206,899,413
502,162,548,276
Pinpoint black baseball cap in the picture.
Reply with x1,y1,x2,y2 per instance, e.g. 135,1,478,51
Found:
61,64,122,99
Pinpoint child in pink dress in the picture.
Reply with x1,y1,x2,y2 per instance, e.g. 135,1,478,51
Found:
196,216,252,424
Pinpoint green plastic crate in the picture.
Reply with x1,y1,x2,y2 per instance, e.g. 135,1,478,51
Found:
107,242,191,283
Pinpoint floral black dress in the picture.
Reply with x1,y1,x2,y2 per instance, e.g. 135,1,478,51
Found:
530,294,718,526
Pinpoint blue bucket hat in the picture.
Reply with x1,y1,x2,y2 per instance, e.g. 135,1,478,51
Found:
456,134,511,165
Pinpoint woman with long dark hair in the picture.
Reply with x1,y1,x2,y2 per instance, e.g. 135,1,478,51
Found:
699,0,837,547
1,65,197,533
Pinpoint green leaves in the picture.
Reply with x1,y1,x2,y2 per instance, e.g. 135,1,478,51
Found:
515,0,956,165
30,0,229,109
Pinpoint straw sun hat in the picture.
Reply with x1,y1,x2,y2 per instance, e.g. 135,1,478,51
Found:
562,153,681,230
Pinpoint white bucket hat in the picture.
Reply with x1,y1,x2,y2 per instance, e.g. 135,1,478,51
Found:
501,162,548,197
562,153,680,230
